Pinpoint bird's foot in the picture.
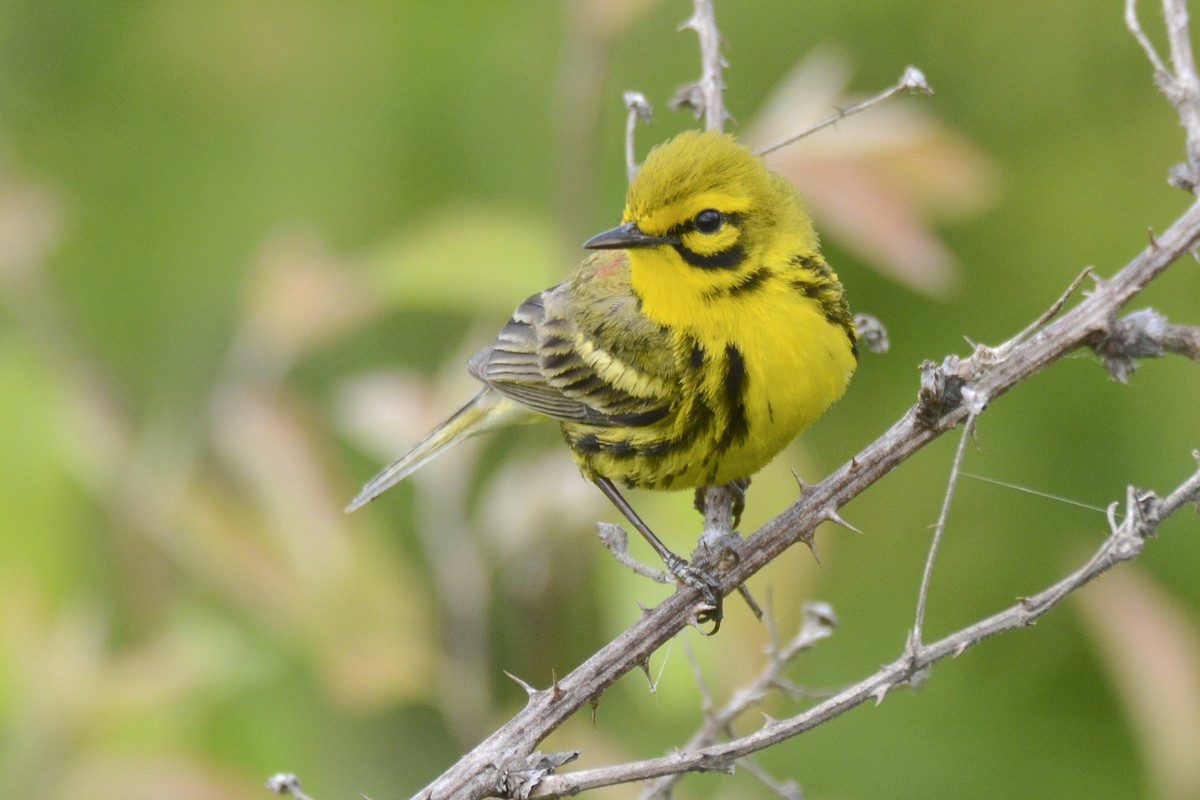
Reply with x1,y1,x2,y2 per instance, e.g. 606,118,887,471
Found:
663,553,725,633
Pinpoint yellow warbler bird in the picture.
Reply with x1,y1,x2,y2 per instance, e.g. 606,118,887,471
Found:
347,130,857,618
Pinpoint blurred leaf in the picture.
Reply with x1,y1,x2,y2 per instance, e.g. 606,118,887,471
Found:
232,230,380,377
0,169,62,282
58,753,261,800
576,0,667,40
0,588,258,798
365,204,563,316
1074,564,1200,800
208,385,436,708
477,451,608,563
335,369,471,461
745,47,999,298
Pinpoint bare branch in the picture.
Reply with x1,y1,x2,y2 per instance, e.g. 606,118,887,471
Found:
499,752,580,800
1126,0,1200,188
596,522,674,584
1126,0,1171,75
623,91,652,181
737,758,804,800
980,266,1094,361
672,0,729,132
1161,319,1200,361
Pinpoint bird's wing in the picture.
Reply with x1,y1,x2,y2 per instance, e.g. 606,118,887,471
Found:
468,250,677,427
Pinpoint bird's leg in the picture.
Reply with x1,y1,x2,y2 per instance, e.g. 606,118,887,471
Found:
593,476,723,631
693,478,752,557
693,478,761,620
693,477,751,529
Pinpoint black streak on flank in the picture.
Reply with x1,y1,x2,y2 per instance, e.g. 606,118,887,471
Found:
791,277,858,360
573,432,601,454
721,344,750,448
819,297,847,326
606,438,633,456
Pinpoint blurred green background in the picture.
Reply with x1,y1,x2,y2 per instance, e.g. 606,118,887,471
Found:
2,0,1199,798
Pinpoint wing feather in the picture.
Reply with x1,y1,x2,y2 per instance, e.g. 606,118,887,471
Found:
468,251,677,427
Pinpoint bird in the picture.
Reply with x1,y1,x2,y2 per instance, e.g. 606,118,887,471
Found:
346,129,858,625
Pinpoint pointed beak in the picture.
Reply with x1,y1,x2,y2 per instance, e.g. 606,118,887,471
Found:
582,221,679,250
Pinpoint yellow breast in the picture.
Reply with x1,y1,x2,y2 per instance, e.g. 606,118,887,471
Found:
634,252,856,487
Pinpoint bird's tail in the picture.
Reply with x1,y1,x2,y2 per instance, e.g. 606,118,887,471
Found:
345,389,531,512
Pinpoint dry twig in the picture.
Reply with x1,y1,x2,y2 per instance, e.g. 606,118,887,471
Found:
1126,0,1200,189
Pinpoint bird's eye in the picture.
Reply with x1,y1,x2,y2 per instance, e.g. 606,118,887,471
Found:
693,209,724,234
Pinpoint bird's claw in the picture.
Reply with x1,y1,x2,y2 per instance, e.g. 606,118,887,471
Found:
667,558,725,634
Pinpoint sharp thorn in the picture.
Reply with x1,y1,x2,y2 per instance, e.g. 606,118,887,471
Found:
503,670,539,697
803,535,821,565
824,507,862,534
638,658,653,689
790,467,812,492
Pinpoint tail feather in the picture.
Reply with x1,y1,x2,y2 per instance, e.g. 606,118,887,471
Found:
345,389,532,512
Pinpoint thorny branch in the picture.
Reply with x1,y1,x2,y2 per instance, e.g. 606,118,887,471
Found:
530,459,1200,797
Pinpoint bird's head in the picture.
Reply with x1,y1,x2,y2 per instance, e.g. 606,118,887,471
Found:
583,129,816,322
